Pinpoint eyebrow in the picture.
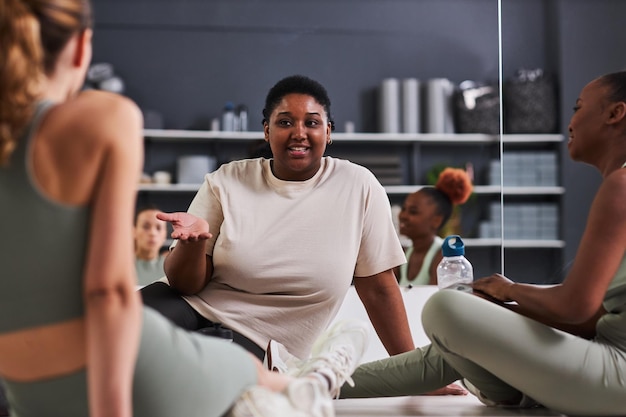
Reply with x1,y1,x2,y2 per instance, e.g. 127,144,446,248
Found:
276,111,322,117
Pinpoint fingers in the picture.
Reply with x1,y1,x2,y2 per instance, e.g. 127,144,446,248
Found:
156,211,176,222
170,231,213,241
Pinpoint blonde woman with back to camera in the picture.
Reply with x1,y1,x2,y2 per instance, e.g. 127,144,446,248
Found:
0,1,367,416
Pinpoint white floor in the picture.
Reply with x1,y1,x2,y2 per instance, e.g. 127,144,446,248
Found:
335,396,566,417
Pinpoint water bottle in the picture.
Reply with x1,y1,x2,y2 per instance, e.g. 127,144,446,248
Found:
436,235,473,291
236,104,248,132
221,102,236,132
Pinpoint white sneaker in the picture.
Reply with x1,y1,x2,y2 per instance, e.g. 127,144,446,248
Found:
264,339,302,374
228,378,334,417
295,319,369,398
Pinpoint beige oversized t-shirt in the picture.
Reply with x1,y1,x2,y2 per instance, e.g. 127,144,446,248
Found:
177,156,406,358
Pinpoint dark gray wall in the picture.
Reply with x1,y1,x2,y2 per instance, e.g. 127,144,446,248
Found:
91,0,500,132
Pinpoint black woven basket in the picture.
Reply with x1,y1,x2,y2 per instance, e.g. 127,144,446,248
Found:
455,82,500,134
504,69,558,134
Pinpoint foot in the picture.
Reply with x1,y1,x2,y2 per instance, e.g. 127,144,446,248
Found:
461,379,540,408
295,319,369,398
228,378,334,417
423,382,468,396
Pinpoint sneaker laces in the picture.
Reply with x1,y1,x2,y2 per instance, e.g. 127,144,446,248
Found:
303,344,356,393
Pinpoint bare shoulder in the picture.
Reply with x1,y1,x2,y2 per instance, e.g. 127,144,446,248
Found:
72,90,141,136
34,91,144,204
598,168,626,201
590,168,626,234
50,90,143,149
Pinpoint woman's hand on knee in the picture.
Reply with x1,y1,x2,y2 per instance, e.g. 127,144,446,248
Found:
471,273,515,303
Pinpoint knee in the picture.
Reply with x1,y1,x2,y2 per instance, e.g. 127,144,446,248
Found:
421,290,473,342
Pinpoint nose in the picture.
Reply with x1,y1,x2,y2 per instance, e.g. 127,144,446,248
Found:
291,121,306,139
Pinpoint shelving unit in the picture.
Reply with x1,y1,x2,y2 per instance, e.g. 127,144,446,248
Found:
138,129,564,281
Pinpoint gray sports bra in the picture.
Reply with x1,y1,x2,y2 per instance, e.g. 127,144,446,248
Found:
0,101,88,333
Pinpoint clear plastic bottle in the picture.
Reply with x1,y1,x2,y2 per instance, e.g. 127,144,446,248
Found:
236,104,248,132
221,101,235,132
436,235,473,291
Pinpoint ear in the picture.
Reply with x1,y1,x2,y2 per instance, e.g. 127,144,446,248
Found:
72,29,92,68
607,101,626,125
325,121,332,144
263,122,270,142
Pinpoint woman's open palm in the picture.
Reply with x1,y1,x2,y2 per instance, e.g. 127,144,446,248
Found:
156,212,212,242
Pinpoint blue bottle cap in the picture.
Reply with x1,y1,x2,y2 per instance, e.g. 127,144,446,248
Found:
441,235,465,257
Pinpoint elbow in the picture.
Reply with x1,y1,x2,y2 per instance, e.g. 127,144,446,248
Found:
167,277,203,296
84,282,137,307
556,302,600,325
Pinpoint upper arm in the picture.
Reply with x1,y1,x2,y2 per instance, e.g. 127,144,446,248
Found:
354,269,400,300
558,172,626,319
80,95,144,293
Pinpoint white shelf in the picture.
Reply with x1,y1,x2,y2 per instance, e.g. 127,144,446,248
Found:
143,129,563,144
384,185,563,195
502,134,563,144
139,183,564,196
504,239,565,248
502,186,564,195
162,236,562,249
331,132,497,143
465,238,565,248
144,129,264,141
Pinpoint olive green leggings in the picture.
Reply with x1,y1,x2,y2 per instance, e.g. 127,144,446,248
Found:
341,290,626,416
3,307,257,417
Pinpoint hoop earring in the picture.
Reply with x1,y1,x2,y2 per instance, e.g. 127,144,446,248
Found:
327,138,333,145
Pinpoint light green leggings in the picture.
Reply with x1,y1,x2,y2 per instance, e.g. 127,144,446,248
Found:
3,307,257,417
341,290,626,416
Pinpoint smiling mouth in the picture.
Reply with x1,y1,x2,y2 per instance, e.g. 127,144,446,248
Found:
288,146,309,156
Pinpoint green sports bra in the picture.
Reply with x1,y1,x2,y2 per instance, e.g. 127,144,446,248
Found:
0,101,88,333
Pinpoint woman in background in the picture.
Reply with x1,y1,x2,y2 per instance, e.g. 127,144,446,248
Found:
396,168,473,286
0,1,345,416
134,206,168,286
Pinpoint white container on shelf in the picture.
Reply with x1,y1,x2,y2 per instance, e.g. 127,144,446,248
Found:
177,156,216,184
401,78,420,133
424,78,455,133
379,78,401,133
